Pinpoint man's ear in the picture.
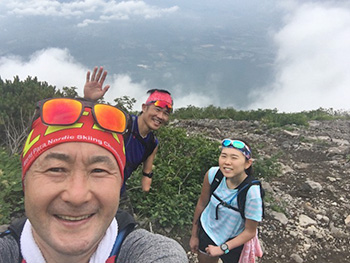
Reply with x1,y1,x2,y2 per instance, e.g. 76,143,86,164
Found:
141,103,148,112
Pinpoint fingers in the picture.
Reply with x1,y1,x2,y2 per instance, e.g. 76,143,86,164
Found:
100,70,108,84
102,85,110,92
89,66,107,83
95,66,103,81
205,245,213,256
91,66,98,81
86,70,91,82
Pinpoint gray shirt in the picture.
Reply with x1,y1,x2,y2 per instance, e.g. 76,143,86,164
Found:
0,228,188,263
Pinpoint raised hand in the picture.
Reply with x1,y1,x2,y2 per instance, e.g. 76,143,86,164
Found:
84,66,110,101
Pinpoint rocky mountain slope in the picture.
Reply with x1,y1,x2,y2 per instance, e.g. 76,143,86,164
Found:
171,119,350,263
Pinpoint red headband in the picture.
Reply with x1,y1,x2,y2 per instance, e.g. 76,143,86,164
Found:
21,108,125,184
145,90,173,106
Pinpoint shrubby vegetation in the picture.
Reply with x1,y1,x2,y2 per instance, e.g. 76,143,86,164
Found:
171,105,350,128
0,148,23,224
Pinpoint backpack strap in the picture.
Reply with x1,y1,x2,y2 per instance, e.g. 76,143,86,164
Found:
123,115,135,148
210,172,264,220
109,209,137,261
210,169,237,220
236,178,264,219
0,217,26,263
209,168,224,196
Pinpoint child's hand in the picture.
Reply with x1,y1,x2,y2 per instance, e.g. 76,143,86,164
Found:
205,245,224,257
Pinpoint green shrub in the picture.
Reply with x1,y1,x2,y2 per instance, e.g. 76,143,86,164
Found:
254,153,281,179
0,148,24,224
127,126,219,227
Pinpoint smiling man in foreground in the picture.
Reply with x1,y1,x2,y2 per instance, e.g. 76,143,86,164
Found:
0,98,187,263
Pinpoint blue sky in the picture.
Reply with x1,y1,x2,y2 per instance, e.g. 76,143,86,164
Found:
1,0,350,112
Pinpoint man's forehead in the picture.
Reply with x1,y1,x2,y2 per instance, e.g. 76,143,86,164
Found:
38,143,117,162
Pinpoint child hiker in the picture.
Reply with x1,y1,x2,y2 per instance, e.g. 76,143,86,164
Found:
190,139,264,263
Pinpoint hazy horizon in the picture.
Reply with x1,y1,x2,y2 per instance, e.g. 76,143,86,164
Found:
1,0,350,112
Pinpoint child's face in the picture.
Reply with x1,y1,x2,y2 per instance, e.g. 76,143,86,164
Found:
218,147,252,179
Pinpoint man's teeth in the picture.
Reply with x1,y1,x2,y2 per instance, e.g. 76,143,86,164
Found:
58,215,90,221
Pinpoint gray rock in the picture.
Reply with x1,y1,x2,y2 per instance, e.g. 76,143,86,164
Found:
345,215,350,227
270,211,289,225
261,181,274,193
301,180,323,192
299,214,317,227
290,253,304,263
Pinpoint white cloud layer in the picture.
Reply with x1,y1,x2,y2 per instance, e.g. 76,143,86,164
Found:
0,48,87,93
249,2,350,112
4,0,179,27
0,48,213,111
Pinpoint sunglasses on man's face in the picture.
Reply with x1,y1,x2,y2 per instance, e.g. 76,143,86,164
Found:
37,98,127,133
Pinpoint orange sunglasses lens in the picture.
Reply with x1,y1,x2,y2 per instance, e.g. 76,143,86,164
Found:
94,104,126,133
154,100,172,110
42,98,82,125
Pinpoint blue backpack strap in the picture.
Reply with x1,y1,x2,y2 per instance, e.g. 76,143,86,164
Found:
109,209,136,261
109,224,135,260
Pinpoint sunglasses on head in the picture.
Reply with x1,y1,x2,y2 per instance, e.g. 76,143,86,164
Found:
221,139,251,159
147,100,173,112
36,98,127,133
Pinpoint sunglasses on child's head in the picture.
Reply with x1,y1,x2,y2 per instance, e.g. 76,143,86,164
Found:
221,139,252,160
36,98,127,133
147,100,173,112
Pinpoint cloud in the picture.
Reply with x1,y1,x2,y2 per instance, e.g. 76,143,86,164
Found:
0,48,149,107
4,0,178,27
0,48,87,94
174,91,214,109
0,47,213,111
249,1,350,112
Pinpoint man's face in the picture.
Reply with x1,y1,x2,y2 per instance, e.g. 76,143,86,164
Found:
141,103,170,130
24,142,121,258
